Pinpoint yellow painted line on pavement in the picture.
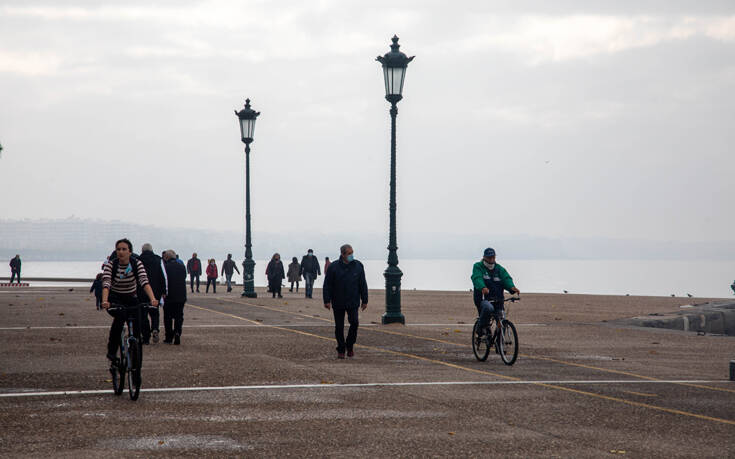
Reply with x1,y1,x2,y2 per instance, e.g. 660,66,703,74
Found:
220,298,735,395
200,300,735,427
621,390,657,398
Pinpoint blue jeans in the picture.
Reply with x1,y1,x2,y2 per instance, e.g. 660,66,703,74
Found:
304,273,315,297
477,300,503,331
225,273,233,291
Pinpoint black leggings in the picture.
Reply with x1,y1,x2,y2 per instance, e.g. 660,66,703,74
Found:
206,277,217,293
106,293,140,357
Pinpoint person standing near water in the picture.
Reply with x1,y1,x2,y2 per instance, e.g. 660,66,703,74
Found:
221,254,240,293
323,244,368,359
9,255,21,284
287,257,301,292
300,249,321,299
266,254,285,298
187,253,202,293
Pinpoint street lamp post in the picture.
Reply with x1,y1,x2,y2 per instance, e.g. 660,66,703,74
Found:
377,35,414,325
235,98,260,298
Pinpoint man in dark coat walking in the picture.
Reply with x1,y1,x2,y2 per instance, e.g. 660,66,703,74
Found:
138,243,167,344
9,255,21,284
221,253,240,293
186,253,202,293
300,249,321,299
163,250,187,345
323,244,368,359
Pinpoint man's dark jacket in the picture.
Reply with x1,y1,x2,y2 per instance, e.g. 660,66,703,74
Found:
221,259,240,276
138,250,167,300
322,259,368,309
164,259,187,303
187,257,202,276
300,255,321,277
9,257,20,273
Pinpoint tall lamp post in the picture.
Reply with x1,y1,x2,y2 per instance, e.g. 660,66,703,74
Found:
235,98,260,298
377,35,414,324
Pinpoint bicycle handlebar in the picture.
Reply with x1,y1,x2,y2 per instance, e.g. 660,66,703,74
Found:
107,302,156,312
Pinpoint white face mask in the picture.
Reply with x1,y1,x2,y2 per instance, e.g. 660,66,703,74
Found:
483,261,495,270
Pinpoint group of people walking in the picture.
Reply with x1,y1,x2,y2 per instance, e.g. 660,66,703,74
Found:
265,249,329,298
184,253,241,294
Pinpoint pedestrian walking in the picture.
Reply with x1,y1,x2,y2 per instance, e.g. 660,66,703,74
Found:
187,253,202,293
137,243,167,344
9,255,21,284
221,254,240,292
162,250,187,345
300,249,321,298
287,257,301,292
323,244,368,359
90,273,103,310
266,253,285,298
206,259,218,293
324,257,331,273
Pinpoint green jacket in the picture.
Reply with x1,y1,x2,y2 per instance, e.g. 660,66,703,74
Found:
471,261,515,292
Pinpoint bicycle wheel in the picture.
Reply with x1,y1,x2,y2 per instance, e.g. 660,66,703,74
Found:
112,343,126,396
472,320,491,361
127,339,141,401
498,320,518,365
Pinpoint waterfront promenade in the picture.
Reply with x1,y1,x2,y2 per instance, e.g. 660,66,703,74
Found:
1,287,733,457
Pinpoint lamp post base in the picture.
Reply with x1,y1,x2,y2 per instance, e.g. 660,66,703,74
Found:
383,265,404,324
381,312,405,325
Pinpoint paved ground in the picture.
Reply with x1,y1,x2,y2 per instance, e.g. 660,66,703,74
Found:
1,287,734,457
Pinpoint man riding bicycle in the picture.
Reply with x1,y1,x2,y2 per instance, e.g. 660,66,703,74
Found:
471,248,520,336
101,238,159,362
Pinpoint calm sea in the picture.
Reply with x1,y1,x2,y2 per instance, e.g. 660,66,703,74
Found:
10,259,735,298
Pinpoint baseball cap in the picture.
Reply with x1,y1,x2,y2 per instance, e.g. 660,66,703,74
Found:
483,248,496,257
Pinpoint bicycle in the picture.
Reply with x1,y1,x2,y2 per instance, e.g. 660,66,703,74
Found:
108,302,153,400
472,296,520,365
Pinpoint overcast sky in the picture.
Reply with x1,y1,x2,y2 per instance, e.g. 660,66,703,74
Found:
1,0,734,245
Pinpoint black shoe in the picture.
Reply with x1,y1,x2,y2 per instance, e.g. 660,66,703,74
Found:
277,294,283,298
106,352,116,361
196,289,200,293
174,334,181,345
163,339,172,344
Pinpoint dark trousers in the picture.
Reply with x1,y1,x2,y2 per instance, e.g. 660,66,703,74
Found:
106,293,140,357
190,275,200,292
163,301,185,340
206,277,217,293
269,280,281,297
304,273,315,297
10,271,20,283
290,281,299,292
95,295,102,310
333,306,359,353
141,305,160,342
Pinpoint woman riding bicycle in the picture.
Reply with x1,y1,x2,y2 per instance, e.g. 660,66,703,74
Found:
470,248,519,335
101,238,159,361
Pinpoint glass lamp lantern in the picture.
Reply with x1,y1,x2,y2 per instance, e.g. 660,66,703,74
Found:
376,35,415,103
235,98,260,143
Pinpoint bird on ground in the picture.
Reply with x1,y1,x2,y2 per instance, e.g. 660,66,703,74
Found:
563,290,568,294
686,293,693,298
670,294,675,297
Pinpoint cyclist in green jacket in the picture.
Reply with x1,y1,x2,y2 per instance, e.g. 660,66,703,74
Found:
471,248,519,335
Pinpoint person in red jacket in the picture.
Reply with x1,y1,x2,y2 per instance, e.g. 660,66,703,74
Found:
205,259,218,293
